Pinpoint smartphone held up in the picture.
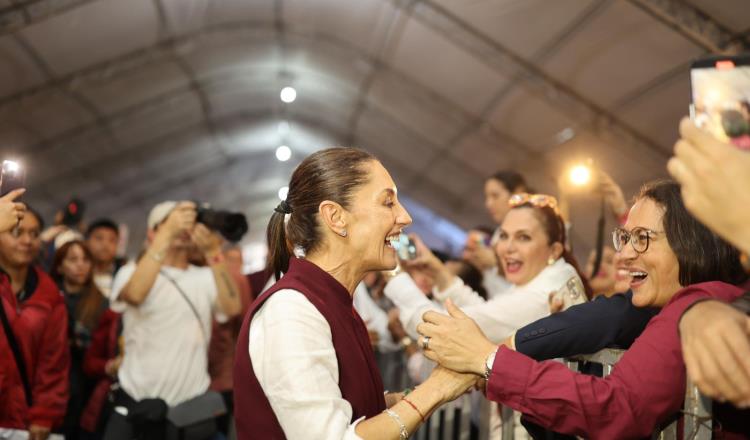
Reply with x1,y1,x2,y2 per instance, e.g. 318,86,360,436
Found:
0,160,25,197
390,233,418,261
690,54,750,150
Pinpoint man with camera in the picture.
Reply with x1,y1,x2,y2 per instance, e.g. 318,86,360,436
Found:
104,201,241,439
0,189,70,440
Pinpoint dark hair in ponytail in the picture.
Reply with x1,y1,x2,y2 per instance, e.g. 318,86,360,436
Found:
512,203,594,300
266,147,376,279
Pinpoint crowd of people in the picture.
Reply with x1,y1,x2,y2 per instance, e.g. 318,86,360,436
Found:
1,115,749,440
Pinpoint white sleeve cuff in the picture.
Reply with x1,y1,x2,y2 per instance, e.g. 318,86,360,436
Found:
344,416,367,439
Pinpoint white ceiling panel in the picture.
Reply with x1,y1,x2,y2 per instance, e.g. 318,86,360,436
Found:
78,58,189,115
0,36,47,98
111,92,203,147
284,0,394,57
618,74,691,157
542,1,702,108
686,0,750,33
431,0,601,57
203,0,277,27
20,0,159,75
356,105,440,170
0,89,93,141
367,70,468,145
389,17,510,115
487,87,576,152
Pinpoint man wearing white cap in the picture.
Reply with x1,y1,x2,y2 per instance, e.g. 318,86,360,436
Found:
104,201,241,439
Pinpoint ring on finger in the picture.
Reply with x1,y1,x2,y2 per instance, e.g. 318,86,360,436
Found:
421,335,431,350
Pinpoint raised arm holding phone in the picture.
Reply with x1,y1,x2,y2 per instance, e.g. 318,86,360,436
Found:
105,200,241,439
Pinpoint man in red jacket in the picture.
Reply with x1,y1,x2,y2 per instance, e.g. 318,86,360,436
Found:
0,203,70,440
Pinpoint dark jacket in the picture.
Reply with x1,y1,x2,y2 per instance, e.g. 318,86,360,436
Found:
515,290,658,358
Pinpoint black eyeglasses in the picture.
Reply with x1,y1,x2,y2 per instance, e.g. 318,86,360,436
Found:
612,227,663,254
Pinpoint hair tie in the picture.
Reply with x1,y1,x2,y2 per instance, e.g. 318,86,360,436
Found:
274,200,293,214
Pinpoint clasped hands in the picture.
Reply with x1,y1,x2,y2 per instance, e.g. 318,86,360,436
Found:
417,299,501,394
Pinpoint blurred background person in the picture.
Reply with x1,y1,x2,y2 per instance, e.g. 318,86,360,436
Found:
51,240,110,440
208,244,253,439
0,205,70,440
85,219,126,298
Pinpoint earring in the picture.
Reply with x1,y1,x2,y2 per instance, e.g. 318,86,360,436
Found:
547,256,556,266
339,230,347,237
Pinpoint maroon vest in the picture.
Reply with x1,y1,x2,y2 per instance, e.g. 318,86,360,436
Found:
233,258,386,439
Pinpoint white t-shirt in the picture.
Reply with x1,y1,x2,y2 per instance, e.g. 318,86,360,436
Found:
110,262,223,406
93,271,114,298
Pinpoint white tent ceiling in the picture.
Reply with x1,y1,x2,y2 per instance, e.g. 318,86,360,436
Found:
1,0,748,255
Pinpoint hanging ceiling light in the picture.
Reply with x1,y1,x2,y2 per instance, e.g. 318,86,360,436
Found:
276,145,292,162
280,86,297,103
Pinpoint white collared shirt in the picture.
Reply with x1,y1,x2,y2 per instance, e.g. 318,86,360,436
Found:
248,289,365,440
385,259,580,343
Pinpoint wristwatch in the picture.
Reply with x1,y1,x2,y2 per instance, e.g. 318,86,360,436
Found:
400,336,413,349
484,349,497,380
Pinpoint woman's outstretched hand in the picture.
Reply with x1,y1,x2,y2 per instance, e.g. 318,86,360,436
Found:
417,298,498,376
425,365,481,403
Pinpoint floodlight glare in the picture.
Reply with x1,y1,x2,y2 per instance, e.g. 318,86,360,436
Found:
280,87,297,103
276,145,292,162
569,164,592,186
278,186,289,201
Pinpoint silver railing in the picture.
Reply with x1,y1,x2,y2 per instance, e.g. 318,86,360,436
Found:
566,348,713,440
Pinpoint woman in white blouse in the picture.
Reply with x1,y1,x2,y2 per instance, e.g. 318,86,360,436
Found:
386,194,591,345
234,148,479,440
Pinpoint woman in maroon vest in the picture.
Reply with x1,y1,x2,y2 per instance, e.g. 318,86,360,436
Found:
234,147,478,439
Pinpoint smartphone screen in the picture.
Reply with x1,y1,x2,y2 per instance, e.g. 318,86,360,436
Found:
690,54,750,150
0,160,25,197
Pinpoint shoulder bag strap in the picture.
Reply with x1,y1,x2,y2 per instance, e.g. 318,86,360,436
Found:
159,270,208,342
0,300,32,406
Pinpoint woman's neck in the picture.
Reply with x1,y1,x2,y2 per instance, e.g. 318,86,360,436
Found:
64,280,84,294
305,251,363,295
2,263,29,296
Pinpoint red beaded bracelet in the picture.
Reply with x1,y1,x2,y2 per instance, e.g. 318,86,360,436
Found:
401,396,425,423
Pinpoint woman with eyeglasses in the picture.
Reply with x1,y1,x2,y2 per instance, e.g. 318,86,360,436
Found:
415,180,747,439
386,192,592,349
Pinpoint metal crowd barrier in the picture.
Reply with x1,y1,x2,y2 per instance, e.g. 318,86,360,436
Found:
566,348,713,440
412,394,473,440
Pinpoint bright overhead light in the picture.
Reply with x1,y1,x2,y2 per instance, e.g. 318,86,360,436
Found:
280,87,297,103
276,145,292,162
278,186,289,201
569,164,592,187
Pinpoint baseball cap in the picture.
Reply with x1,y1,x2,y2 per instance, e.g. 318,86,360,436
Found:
147,201,178,230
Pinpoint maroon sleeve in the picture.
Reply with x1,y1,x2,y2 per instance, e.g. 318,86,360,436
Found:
28,299,70,428
83,309,118,379
486,286,733,438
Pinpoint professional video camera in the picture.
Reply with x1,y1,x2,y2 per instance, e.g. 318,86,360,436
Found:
195,203,248,243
